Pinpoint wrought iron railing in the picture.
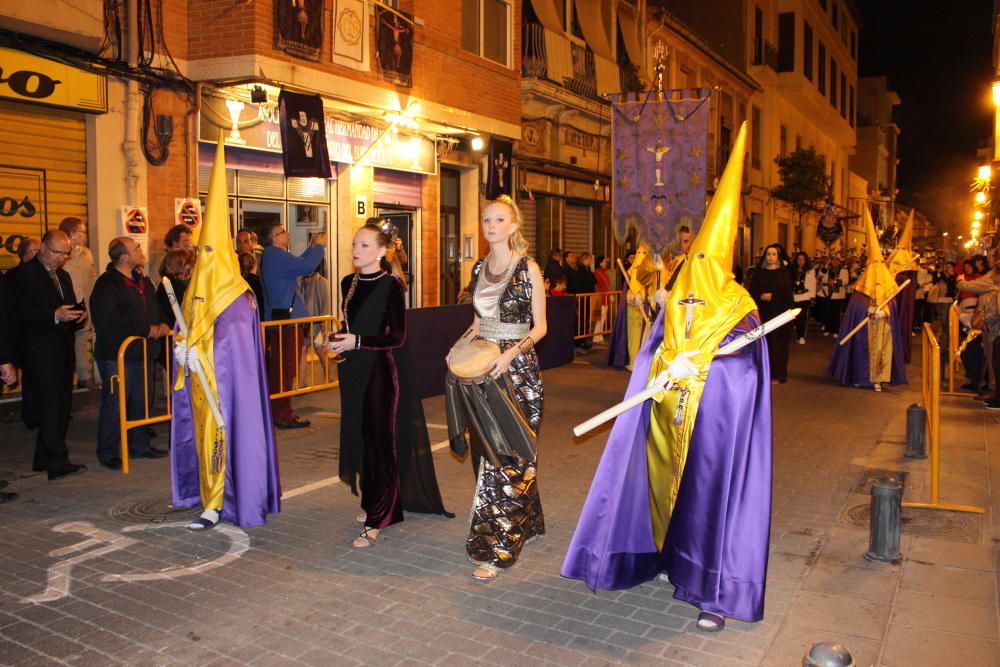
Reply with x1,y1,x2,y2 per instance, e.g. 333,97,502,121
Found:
522,21,547,79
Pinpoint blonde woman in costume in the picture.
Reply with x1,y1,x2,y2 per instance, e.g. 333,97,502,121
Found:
447,196,547,581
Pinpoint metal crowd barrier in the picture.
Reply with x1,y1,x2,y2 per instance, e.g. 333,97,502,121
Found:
942,302,976,397
574,290,621,340
901,323,984,514
115,315,342,473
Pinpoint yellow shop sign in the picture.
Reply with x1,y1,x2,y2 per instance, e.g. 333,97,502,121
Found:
0,47,107,112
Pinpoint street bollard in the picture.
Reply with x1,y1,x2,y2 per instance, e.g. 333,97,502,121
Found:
865,478,903,563
803,642,854,667
904,403,927,459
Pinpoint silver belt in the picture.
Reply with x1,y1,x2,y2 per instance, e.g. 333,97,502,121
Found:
478,318,529,342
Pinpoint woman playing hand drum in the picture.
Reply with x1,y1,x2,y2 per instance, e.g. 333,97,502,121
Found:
446,196,547,581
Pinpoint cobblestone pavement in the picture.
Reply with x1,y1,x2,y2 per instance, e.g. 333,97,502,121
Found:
0,325,997,666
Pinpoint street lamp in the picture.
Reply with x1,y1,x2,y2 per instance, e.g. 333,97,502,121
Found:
972,220,981,229
976,191,988,204
974,210,984,220
979,165,992,181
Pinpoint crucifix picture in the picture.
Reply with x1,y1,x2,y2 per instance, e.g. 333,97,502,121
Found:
646,140,671,187
678,292,706,340
495,152,508,189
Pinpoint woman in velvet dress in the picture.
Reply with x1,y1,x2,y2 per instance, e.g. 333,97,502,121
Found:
328,223,450,548
447,196,548,581
749,244,795,383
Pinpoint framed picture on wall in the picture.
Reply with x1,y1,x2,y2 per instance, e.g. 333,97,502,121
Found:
294,204,323,230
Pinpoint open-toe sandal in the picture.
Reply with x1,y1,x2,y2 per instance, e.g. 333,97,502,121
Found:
352,526,379,548
472,564,498,581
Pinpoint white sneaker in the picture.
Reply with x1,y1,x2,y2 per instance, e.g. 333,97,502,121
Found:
797,337,806,345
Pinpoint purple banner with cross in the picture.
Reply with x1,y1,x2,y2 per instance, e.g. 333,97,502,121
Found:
611,89,711,255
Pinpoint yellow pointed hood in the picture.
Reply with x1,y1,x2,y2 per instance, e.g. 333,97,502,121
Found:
660,121,755,355
182,133,250,347
885,209,916,276
853,206,896,303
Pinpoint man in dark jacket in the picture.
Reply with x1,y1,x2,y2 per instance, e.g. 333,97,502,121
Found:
14,230,88,480
90,237,170,469
0,273,18,501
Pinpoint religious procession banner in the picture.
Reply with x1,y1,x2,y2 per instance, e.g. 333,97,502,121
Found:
611,89,711,255
375,7,414,87
278,91,332,178
816,199,843,246
274,0,324,62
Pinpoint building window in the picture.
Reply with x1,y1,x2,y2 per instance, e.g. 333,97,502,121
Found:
832,2,839,29
803,21,813,81
849,84,855,127
777,12,795,72
462,0,512,67
819,0,827,10
751,105,762,169
829,59,837,107
754,5,764,65
795,134,802,151
780,124,788,157
840,74,847,118
850,30,857,60
817,42,826,94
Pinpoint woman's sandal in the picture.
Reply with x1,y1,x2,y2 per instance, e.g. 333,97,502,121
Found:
352,526,379,548
696,611,725,632
472,564,498,581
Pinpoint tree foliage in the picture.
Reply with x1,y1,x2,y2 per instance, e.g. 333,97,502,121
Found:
771,148,829,222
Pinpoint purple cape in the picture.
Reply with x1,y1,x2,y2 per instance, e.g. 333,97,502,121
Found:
563,309,773,623
894,270,917,362
606,288,630,369
827,291,907,387
171,293,281,526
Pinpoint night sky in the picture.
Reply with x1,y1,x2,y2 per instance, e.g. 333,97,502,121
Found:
855,0,994,234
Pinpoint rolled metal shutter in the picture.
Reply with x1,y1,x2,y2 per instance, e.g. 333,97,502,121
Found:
563,202,592,254
518,197,537,258
0,100,87,268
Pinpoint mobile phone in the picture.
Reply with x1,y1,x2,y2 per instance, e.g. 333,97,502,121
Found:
75,300,86,311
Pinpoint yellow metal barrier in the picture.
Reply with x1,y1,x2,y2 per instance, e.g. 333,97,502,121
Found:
574,291,621,340
115,334,174,474
942,302,975,397
901,324,985,514
260,315,343,399
116,314,343,473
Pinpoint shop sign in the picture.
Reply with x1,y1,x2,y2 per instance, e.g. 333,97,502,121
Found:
199,94,437,175
0,164,47,271
0,47,107,113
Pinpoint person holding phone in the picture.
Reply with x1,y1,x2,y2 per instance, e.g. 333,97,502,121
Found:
12,230,89,480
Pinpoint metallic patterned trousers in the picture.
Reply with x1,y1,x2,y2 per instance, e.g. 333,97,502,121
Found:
466,456,544,569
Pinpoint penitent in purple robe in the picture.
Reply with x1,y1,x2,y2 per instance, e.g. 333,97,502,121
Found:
606,288,630,369
827,291,907,387
563,309,773,623
171,293,281,527
894,270,917,363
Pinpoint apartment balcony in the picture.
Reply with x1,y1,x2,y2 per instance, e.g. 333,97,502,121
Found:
752,40,779,71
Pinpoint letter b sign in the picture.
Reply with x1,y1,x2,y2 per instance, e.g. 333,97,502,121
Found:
355,195,369,219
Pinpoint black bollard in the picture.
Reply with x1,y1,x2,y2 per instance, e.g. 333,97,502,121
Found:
865,478,903,563
803,642,855,667
904,404,927,459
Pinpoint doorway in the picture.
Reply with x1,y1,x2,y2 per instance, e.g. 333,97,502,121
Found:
375,207,415,306
440,167,461,304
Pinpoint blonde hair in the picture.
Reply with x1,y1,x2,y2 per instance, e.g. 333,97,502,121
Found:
485,195,529,257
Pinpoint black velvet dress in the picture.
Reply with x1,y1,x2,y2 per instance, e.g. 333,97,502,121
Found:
337,271,451,529
749,267,795,382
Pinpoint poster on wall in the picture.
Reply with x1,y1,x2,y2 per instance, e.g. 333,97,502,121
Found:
375,7,413,87
0,164,47,271
274,0,324,62
174,198,203,240
332,0,369,71
118,206,149,254
278,90,333,178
